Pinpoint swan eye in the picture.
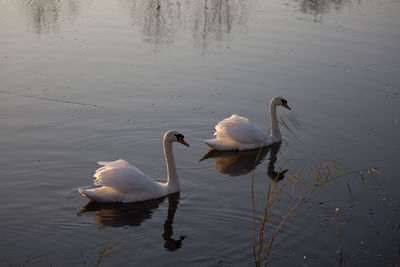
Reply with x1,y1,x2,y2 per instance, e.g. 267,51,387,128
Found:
281,99,287,105
175,133,189,147
175,133,184,140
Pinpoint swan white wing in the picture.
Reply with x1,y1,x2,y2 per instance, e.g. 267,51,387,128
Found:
214,114,266,144
94,164,162,193
95,159,140,174
97,159,134,167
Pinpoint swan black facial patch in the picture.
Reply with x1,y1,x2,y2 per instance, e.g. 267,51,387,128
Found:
175,134,184,140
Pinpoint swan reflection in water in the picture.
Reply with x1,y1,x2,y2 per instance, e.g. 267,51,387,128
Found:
77,192,185,251
200,142,287,181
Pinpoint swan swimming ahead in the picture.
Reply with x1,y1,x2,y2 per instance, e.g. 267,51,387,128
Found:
202,96,291,151
78,130,189,203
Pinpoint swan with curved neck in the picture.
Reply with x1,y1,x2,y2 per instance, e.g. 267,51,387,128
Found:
202,96,291,151
78,130,189,203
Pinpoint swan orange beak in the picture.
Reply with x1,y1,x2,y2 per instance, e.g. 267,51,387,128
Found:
178,138,190,147
282,103,291,110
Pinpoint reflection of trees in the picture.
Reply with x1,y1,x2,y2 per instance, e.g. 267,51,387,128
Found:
294,0,359,23
191,0,252,51
124,0,181,47
21,0,81,34
124,0,252,51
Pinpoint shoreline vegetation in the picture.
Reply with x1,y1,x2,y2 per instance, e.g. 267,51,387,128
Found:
251,156,380,266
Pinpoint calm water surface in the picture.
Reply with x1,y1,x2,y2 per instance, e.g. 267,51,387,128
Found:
0,0,399,266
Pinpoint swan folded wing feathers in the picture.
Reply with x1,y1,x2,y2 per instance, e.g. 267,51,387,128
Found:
93,165,160,194
97,159,135,169
214,114,266,144
94,159,145,176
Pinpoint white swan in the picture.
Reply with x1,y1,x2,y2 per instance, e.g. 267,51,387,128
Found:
202,96,291,151
78,130,189,203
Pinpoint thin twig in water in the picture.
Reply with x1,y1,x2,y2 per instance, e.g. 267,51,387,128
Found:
23,95,98,107
97,239,123,265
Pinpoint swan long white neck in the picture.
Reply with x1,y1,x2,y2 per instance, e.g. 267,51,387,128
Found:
164,137,179,192
269,100,281,141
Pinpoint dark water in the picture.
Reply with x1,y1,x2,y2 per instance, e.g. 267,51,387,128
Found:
0,0,399,266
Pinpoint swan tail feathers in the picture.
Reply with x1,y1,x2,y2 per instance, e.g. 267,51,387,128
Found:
78,188,97,201
77,187,123,202
201,139,239,151
77,188,85,195
202,139,216,149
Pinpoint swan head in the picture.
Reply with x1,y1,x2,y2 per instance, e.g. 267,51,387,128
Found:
164,130,190,147
270,96,291,110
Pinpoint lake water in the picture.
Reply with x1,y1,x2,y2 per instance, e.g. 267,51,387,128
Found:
0,0,399,266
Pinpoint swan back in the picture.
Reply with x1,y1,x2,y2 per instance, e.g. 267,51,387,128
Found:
94,160,166,194
214,114,266,144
